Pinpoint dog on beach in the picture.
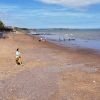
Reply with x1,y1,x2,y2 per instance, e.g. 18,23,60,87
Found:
16,56,23,65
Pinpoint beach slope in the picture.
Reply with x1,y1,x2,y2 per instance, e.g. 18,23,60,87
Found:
0,31,100,100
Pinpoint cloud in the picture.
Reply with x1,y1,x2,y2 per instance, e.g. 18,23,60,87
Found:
38,0,100,8
0,4,19,18
42,11,94,18
0,4,18,12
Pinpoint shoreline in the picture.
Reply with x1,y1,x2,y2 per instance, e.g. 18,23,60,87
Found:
32,34,100,57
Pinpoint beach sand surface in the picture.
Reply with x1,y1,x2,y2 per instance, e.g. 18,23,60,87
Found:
0,31,100,100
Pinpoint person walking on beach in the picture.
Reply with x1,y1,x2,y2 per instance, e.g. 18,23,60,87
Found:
16,48,22,65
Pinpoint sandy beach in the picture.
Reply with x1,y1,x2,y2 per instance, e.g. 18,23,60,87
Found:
0,31,100,100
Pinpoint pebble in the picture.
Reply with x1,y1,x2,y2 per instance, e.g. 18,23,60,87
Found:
93,80,96,83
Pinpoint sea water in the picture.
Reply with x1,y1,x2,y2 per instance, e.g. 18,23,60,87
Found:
30,29,100,53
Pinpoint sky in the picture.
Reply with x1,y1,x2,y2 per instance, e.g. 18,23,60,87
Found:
0,0,100,29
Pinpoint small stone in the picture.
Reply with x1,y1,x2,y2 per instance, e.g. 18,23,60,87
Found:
93,80,96,83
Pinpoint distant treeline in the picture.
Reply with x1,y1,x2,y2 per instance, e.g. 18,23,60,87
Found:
0,20,13,32
0,27,13,32
0,20,30,33
14,27,29,31
31,28,100,31
30,28,69,31
14,27,30,33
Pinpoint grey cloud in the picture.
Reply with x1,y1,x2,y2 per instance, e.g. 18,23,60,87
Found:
39,0,100,7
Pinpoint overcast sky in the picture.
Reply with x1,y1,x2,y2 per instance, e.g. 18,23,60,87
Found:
0,0,100,28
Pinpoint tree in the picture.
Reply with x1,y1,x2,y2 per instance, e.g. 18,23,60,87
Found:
0,20,4,28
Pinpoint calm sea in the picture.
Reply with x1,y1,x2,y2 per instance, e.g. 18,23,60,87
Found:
30,29,100,52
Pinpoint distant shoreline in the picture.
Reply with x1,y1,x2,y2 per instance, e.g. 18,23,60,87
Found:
29,34,100,58
30,33,100,57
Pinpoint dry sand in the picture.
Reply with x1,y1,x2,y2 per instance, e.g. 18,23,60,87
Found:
0,31,100,100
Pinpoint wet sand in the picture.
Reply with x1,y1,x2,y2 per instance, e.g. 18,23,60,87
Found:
0,31,100,100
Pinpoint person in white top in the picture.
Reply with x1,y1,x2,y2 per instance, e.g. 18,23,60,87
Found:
16,48,22,65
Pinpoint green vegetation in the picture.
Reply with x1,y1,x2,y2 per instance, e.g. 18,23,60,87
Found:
0,20,4,28
0,20,13,32
14,27,30,33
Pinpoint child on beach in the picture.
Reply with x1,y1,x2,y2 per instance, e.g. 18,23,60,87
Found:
16,48,22,65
